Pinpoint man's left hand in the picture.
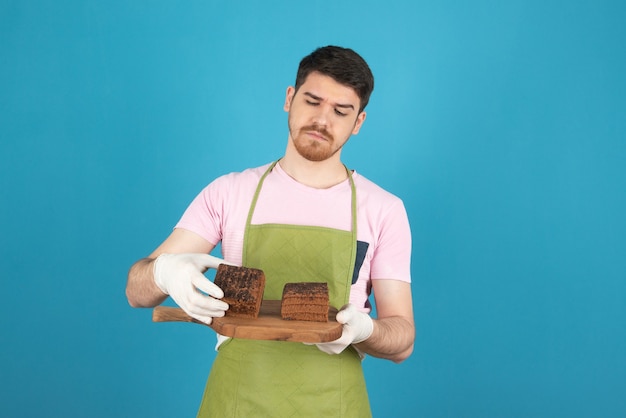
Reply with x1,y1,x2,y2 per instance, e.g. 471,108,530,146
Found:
312,304,374,355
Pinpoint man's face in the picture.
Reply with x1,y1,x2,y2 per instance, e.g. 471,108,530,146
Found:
284,71,366,162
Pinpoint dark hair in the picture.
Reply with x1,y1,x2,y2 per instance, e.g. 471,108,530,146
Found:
294,46,374,112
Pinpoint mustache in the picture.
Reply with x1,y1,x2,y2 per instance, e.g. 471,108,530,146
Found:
302,124,333,141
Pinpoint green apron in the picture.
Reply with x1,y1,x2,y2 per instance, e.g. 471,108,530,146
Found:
197,161,372,418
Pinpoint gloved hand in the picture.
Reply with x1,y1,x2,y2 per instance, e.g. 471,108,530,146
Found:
313,304,374,355
153,253,233,324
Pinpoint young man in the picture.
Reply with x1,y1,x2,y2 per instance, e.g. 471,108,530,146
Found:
126,45,414,417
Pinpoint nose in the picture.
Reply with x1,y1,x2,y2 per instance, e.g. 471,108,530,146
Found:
311,103,332,126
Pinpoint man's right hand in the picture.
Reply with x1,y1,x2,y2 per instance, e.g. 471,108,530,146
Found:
153,253,232,324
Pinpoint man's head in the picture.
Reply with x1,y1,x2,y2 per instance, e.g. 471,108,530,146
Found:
294,46,374,113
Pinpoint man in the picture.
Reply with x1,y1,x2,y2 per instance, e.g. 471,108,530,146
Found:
126,45,415,417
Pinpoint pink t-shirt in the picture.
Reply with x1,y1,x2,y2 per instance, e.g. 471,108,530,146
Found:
176,162,412,313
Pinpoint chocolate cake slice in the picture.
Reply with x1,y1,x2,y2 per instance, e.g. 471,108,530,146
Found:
214,264,265,318
280,282,329,322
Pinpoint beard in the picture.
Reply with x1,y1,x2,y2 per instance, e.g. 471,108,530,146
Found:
288,120,340,162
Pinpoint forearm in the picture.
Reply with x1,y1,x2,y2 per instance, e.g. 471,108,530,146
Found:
355,315,415,363
126,257,167,308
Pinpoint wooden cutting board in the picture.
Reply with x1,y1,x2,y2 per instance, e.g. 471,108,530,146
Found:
152,300,342,343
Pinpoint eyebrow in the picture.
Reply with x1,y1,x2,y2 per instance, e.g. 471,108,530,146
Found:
304,92,355,110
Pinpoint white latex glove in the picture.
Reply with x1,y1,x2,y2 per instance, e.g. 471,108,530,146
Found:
313,304,374,355
153,253,233,324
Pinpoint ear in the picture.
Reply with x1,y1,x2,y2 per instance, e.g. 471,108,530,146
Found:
351,111,367,135
284,86,295,112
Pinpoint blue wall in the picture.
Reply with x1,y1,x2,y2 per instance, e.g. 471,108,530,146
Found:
1,1,625,417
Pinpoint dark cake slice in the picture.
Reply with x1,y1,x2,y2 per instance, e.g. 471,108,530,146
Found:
214,264,265,318
281,282,329,322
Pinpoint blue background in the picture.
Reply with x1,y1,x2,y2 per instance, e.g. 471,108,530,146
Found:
1,1,625,417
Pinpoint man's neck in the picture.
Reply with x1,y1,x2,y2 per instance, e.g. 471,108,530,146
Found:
279,145,348,189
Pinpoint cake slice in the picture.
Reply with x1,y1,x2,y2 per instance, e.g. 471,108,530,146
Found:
280,282,329,322
214,264,265,318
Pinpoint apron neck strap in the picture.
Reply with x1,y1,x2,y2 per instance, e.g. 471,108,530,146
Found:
246,160,357,234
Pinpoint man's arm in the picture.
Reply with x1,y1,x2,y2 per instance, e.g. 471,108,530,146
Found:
126,228,215,308
355,279,415,363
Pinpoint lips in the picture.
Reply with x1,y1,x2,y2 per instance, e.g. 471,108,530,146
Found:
303,126,332,142
306,130,328,141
